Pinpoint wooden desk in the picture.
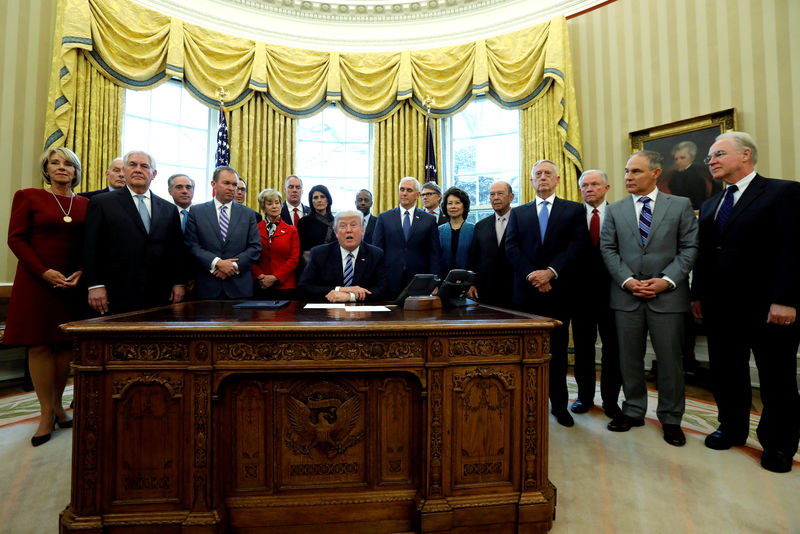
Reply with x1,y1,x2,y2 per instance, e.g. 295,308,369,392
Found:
60,301,557,533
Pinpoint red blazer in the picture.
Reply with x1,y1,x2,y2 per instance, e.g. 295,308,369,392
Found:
252,218,300,289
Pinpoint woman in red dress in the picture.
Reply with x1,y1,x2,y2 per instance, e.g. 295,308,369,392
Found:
252,188,300,300
5,147,89,446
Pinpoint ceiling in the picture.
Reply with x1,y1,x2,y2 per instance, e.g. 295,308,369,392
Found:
133,0,605,51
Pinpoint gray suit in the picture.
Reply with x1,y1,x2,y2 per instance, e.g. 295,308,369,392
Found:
600,192,698,424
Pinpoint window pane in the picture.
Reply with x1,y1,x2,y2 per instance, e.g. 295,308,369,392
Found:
150,83,181,124
125,90,151,118
181,92,212,129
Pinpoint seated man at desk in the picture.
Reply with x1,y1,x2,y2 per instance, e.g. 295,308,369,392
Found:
298,210,388,302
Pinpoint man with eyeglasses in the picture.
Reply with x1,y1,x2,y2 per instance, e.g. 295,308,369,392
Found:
421,182,447,225
235,177,262,222
298,210,388,302
692,131,800,473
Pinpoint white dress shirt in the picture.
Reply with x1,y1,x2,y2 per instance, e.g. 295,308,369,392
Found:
335,245,360,301
399,206,415,229
713,170,756,218
286,202,304,225
495,211,510,245
127,185,151,216
585,201,607,229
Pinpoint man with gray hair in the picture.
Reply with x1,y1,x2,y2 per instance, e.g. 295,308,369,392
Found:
167,173,195,232
421,181,447,224
692,131,800,472
571,169,622,418
298,209,388,302
600,150,698,446
83,150,187,314
80,157,125,199
280,174,310,226
505,159,589,427
373,176,442,298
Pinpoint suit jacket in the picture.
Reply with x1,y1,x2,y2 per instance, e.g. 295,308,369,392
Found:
505,197,589,314
184,200,261,299
581,203,613,306
297,241,388,302
83,187,187,314
438,221,475,277
252,219,300,289
372,207,442,296
80,186,115,200
693,175,800,317
363,214,377,243
467,213,514,307
280,202,311,226
600,193,698,313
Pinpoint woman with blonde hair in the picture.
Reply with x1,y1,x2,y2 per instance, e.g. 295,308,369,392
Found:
4,147,89,446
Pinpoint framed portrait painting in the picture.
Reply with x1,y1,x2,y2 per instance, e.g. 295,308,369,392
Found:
629,109,736,210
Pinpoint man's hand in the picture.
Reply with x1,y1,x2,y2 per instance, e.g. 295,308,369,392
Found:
214,258,239,278
691,300,702,320
625,278,669,299
88,287,109,315
339,285,371,301
325,290,352,303
170,285,185,304
767,303,796,326
527,269,554,289
467,285,478,299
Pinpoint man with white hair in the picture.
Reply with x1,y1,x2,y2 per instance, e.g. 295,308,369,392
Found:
692,131,800,472
298,210,388,302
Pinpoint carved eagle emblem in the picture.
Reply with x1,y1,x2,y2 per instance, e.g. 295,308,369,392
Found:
286,393,362,458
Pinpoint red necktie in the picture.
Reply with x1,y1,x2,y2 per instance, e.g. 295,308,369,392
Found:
293,207,299,226
429,210,435,215
590,208,600,247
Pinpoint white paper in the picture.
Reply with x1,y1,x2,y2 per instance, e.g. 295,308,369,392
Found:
344,305,391,312
304,303,346,309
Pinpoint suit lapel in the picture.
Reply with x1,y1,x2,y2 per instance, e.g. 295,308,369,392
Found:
722,175,764,234
543,198,564,243
353,246,368,285
407,208,425,241
619,196,641,245
645,194,670,248
117,188,148,235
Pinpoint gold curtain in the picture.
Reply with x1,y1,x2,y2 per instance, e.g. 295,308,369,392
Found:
65,51,124,193
228,94,296,209
373,102,442,214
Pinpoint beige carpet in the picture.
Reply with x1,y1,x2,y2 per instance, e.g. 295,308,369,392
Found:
0,382,797,534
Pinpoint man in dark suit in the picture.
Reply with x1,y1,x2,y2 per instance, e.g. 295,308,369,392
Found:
466,180,515,309
356,189,377,243
571,170,622,419
421,182,448,225
505,159,589,427
600,150,698,447
373,177,442,298
298,210,388,302
167,173,195,233
84,151,186,315
80,157,125,199
280,174,311,226
184,166,261,300
692,132,800,472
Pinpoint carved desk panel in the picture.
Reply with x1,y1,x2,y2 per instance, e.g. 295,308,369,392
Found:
60,301,556,533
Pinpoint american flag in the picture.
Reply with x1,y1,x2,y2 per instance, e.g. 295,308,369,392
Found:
424,116,437,183
215,102,230,167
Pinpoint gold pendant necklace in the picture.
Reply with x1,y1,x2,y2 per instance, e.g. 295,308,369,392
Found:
50,189,75,223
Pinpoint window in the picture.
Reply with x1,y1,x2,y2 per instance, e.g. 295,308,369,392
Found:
296,105,372,212
446,98,520,222
122,80,218,204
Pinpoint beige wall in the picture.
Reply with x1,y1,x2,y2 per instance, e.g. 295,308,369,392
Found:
0,0,57,284
569,0,800,201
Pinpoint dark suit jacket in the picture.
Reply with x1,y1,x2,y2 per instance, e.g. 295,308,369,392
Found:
467,213,514,307
693,175,800,317
372,207,442,296
184,200,261,299
83,187,187,314
280,202,311,226
297,241,388,302
600,193,698,313
363,214,377,243
505,197,589,315
581,203,613,305
79,186,116,200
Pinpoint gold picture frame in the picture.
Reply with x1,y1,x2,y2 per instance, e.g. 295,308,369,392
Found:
629,109,737,209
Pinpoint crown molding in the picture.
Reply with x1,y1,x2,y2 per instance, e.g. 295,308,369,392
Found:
132,0,605,51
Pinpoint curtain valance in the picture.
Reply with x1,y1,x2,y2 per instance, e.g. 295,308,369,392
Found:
45,0,582,170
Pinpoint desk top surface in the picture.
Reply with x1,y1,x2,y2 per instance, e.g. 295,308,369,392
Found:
62,300,557,335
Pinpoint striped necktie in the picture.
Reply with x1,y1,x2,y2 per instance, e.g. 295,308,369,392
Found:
219,204,229,240
639,196,652,245
343,252,354,287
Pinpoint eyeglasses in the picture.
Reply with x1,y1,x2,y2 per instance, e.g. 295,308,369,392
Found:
420,192,438,197
703,150,727,165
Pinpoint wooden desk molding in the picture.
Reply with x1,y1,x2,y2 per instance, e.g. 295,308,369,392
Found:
60,301,557,533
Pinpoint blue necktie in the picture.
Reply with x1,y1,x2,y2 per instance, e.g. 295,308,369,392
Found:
136,194,150,233
715,185,738,232
343,252,354,287
639,197,652,245
180,209,188,232
219,205,229,240
402,210,411,241
538,200,549,242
